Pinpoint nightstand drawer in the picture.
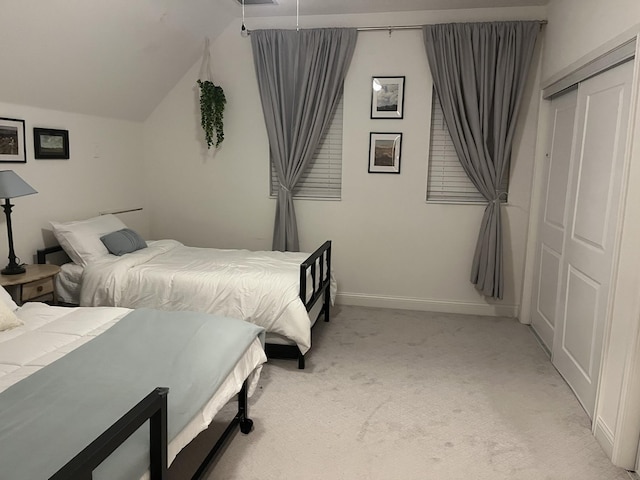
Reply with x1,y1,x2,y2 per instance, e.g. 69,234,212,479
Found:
22,277,54,301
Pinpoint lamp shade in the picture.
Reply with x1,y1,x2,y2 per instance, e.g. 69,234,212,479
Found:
0,171,37,199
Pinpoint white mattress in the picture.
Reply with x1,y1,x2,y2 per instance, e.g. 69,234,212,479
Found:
0,302,266,473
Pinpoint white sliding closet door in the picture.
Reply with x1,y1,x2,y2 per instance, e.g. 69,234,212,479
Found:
530,89,578,351
552,60,634,419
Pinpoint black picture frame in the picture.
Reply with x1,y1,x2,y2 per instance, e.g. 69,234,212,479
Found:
370,76,405,119
368,132,402,174
34,128,69,159
0,117,27,163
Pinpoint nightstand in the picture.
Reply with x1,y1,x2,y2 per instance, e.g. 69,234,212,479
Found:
0,264,61,306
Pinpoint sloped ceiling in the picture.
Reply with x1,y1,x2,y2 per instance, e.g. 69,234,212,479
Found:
0,0,547,121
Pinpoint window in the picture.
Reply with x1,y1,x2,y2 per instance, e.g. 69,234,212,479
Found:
270,95,343,199
426,89,508,203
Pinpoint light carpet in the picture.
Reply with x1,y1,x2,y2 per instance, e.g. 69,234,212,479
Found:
170,305,632,480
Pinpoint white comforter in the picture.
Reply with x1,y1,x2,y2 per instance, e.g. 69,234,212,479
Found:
80,240,318,353
0,304,130,393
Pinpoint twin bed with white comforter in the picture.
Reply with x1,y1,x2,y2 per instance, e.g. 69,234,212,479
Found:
40,214,335,368
0,296,266,479
80,239,324,355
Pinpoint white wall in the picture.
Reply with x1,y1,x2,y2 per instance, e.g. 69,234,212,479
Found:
0,102,148,266
543,0,640,79
143,6,546,316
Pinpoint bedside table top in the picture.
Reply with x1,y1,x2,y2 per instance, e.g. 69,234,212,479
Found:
0,264,61,286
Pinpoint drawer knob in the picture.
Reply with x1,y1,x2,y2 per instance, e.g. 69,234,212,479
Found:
37,286,43,292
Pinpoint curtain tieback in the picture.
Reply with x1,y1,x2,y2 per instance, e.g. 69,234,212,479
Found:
492,192,508,204
279,184,291,193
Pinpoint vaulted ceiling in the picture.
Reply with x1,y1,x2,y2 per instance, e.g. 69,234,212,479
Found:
0,0,548,121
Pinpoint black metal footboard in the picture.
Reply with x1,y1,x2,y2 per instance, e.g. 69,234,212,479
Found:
265,240,332,369
300,240,332,320
50,381,254,480
50,387,170,480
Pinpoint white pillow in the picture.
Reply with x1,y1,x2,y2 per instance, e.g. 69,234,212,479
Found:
0,294,22,331
50,214,127,266
0,286,18,312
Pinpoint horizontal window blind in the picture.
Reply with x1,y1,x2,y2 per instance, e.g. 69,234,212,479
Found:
270,95,343,199
427,90,508,204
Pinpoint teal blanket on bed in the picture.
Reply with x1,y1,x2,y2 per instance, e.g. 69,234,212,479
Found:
0,308,265,480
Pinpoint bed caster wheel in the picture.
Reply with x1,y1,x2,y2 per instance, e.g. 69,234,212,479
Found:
240,418,254,434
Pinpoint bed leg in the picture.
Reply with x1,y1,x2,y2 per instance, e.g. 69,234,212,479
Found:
238,381,254,434
298,351,305,370
191,381,254,479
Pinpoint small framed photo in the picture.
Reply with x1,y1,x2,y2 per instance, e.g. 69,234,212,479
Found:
368,132,402,174
0,117,26,163
371,76,405,119
34,128,69,159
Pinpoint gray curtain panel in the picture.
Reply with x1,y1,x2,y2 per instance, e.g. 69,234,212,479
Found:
251,28,357,251
423,21,539,299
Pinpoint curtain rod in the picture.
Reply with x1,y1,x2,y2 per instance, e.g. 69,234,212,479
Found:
244,20,547,36
356,20,547,32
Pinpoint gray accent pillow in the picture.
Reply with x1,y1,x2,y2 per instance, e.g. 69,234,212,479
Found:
100,228,147,256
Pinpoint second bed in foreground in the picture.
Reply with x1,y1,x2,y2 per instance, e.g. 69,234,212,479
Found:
0,298,266,479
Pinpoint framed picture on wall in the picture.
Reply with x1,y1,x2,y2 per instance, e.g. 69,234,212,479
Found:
368,132,402,174
33,128,69,159
0,117,27,163
370,76,405,119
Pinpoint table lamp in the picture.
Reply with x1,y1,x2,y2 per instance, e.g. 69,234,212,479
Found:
0,171,37,275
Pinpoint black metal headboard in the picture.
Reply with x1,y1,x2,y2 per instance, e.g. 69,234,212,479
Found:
37,245,65,264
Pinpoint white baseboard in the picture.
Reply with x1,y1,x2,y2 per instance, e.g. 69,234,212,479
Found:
336,292,518,317
594,416,640,472
594,417,615,461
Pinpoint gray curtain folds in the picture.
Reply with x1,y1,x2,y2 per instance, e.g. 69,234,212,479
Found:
251,28,357,251
423,21,538,299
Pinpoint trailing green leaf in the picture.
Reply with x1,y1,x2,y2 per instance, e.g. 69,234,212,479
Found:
197,79,226,149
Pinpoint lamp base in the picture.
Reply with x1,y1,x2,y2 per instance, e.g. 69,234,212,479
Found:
2,264,25,275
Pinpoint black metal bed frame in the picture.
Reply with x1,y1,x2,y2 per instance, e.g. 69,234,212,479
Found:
37,240,333,370
50,381,254,480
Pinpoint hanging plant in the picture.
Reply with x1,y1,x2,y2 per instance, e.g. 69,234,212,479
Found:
197,79,226,149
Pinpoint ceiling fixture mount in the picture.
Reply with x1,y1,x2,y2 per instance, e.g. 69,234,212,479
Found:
235,0,277,4
240,0,299,36
238,0,277,31
241,0,248,37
